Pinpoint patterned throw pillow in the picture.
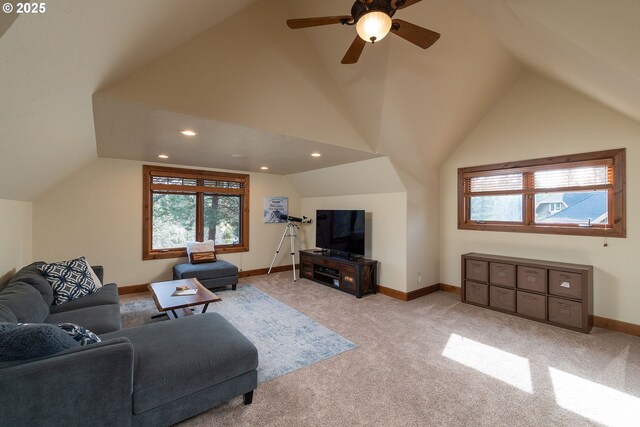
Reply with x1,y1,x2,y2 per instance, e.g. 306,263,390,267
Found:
57,323,101,345
38,257,97,305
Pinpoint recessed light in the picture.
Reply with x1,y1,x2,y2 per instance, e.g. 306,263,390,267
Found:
260,166,269,170
158,154,169,159
180,130,197,136
311,152,322,157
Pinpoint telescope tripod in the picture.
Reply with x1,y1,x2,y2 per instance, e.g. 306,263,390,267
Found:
268,221,301,282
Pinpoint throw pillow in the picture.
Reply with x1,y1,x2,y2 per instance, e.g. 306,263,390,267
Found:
38,257,97,305
57,323,101,345
84,259,103,288
186,240,217,264
0,323,80,362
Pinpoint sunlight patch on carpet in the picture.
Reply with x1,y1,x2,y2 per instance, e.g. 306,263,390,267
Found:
549,367,640,426
442,333,533,393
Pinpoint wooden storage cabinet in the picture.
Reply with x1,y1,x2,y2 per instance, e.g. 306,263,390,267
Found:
299,250,377,298
462,253,593,333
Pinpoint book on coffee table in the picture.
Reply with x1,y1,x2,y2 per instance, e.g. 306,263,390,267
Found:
172,288,198,296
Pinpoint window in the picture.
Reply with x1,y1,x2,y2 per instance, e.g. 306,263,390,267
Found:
458,149,625,237
143,165,250,260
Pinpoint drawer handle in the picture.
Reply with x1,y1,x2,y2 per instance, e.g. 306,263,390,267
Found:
560,274,571,280
496,266,505,270
525,270,537,275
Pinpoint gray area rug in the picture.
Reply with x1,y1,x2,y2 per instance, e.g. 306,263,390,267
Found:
120,285,357,382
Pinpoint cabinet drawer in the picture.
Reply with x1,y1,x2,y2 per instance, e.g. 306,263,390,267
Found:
489,286,515,312
465,281,488,306
490,263,515,288
517,266,547,293
549,270,583,299
548,297,583,329
466,260,488,282
516,291,546,320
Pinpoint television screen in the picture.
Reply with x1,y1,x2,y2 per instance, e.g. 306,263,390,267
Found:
315,210,365,256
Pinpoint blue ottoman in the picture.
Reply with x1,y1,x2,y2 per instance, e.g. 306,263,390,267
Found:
173,260,239,290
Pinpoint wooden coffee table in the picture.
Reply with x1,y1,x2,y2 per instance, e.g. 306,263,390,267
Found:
148,278,222,319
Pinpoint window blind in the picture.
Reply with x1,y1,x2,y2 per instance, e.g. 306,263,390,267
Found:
533,166,612,192
467,173,523,194
464,164,612,196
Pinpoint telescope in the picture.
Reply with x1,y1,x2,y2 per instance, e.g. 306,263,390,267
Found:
279,214,312,224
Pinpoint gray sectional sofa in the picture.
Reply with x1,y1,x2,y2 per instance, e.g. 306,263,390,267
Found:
0,262,259,426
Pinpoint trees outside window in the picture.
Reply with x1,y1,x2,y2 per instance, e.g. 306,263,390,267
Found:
143,166,249,260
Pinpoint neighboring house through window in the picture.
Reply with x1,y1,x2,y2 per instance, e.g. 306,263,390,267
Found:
457,149,626,237
143,165,250,260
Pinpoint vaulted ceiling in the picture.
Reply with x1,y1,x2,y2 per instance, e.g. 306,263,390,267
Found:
1,0,638,201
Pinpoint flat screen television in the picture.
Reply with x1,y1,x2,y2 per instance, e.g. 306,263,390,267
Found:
315,210,365,256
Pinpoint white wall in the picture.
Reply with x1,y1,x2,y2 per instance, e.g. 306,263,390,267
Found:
288,158,409,292
440,72,640,324
394,166,441,292
33,158,301,286
0,199,33,284
302,193,407,292
99,0,371,153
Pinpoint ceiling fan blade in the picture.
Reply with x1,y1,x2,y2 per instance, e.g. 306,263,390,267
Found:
287,15,352,29
392,0,423,9
390,19,440,49
341,36,367,64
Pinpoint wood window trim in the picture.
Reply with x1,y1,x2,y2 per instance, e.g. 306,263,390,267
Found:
143,165,250,260
457,149,626,238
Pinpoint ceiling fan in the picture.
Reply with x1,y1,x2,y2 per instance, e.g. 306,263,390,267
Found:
286,0,440,64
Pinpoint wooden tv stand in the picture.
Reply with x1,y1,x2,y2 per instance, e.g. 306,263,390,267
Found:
299,249,377,298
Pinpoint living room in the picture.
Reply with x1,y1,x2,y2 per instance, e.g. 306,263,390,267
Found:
2,0,640,426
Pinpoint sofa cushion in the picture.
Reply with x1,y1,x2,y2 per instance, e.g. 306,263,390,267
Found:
0,282,50,323
0,323,80,362
101,312,258,414
49,284,119,314
173,260,238,281
39,257,97,305
45,304,122,334
0,304,17,323
9,261,54,306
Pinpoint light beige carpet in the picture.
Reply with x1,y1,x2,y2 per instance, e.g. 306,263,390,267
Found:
121,272,640,427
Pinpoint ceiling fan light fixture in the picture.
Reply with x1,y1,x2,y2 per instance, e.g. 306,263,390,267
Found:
356,11,392,43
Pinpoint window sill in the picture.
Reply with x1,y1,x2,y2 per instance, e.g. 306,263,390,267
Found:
458,222,625,238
